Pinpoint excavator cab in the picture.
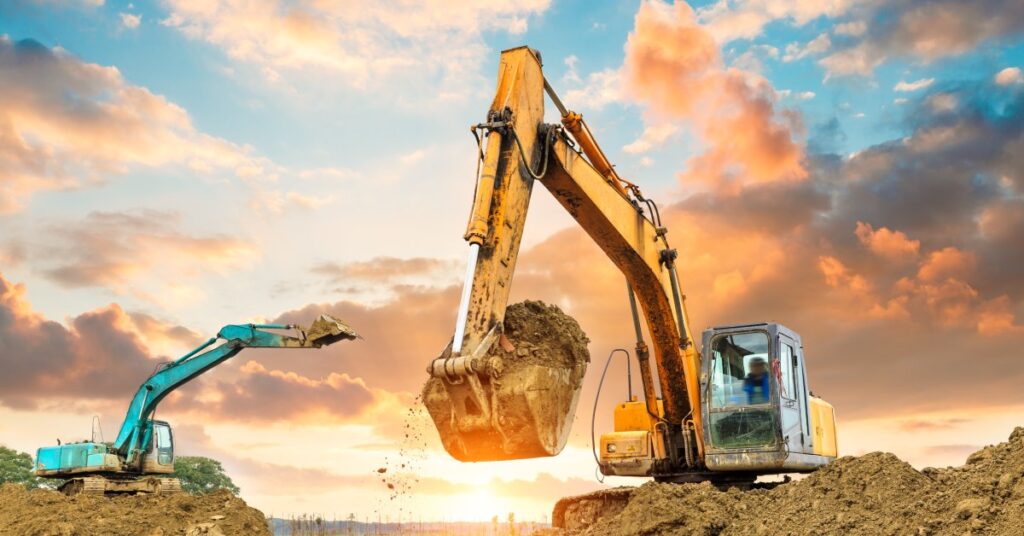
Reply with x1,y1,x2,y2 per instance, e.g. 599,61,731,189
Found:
141,420,175,474
699,323,836,473
598,323,837,480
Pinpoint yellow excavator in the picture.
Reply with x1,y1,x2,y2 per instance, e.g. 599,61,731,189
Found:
423,47,838,523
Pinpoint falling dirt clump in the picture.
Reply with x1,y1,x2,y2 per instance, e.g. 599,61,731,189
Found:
568,426,1024,535
0,485,270,535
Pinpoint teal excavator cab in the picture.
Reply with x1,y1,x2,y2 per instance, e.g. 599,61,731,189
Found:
35,314,358,495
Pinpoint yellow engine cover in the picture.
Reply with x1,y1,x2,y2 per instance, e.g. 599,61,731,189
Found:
613,399,663,432
808,396,838,458
599,430,654,476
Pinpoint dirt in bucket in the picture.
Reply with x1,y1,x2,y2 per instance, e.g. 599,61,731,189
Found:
422,300,590,461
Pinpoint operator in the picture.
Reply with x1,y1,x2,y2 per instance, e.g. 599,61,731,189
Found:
743,357,770,404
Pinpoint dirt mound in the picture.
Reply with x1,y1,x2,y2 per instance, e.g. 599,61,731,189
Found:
0,485,270,536
571,427,1024,535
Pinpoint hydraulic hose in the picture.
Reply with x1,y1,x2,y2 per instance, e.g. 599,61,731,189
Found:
591,348,631,482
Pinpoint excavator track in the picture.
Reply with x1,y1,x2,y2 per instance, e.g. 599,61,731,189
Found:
59,477,108,496
59,476,183,496
552,487,635,532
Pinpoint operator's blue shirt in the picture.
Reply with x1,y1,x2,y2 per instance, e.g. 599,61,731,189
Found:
743,373,770,405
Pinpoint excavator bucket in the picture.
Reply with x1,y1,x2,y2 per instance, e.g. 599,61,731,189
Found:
422,302,589,461
304,314,359,346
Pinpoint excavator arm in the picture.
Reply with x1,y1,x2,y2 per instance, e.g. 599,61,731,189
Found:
426,47,703,464
113,314,358,468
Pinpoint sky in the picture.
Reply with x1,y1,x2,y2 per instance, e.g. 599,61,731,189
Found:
1,0,1023,524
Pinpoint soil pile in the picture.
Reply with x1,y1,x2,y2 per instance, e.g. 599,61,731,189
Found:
567,427,1024,535
0,485,270,536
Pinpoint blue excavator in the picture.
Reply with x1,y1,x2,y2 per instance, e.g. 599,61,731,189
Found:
34,314,358,495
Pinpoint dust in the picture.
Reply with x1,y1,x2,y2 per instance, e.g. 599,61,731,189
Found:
374,397,431,523
0,485,269,536
562,427,1024,535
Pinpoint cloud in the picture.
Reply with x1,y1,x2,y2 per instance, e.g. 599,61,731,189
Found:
312,257,459,285
782,33,831,62
193,361,391,423
563,68,622,110
622,123,678,154
159,0,551,90
730,43,778,73
821,0,1024,77
855,221,921,261
0,272,165,409
696,0,855,43
249,189,335,215
119,12,141,29
899,418,969,432
0,37,273,213
0,272,408,432
894,78,935,92
995,67,1023,85
126,311,205,355
622,1,807,188
834,20,866,36
8,210,258,305
259,284,462,394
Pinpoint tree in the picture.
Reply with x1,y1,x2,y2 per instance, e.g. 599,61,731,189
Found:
171,456,240,495
0,446,37,488
0,446,59,490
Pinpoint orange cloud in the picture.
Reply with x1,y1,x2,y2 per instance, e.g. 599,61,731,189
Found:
0,37,275,213
182,360,402,425
855,221,921,261
0,272,167,408
622,1,806,187
161,0,550,90
917,246,976,282
312,257,459,286
5,210,259,306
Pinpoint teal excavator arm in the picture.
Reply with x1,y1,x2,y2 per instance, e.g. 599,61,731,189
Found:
111,314,358,467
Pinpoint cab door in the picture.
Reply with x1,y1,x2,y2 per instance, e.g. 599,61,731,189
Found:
776,334,806,453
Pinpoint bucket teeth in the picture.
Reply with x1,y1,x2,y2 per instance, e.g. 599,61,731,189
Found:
305,314,359,346
422,358,587,461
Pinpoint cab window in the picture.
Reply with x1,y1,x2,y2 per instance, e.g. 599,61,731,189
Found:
708,331,776,449
780,342,795,400
155,423,173,465
709,332,771,408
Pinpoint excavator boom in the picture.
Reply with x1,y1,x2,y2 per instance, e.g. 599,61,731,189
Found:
424,47,703,463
